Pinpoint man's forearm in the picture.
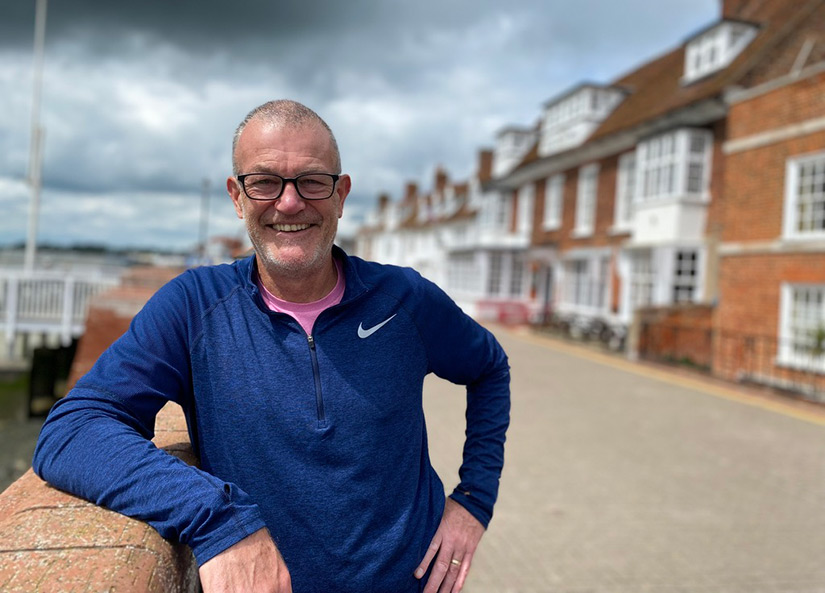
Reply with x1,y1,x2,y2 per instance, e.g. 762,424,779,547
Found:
33,391,267,564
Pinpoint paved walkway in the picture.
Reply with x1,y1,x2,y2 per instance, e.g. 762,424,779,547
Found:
423,326,825,593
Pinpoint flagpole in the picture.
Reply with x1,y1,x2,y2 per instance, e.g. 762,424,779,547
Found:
24,0,48,272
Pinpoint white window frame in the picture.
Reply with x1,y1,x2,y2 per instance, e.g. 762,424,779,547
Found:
672,250,699,304
560,251,611,314
778,284,825,373
563,259,590,309
629,250,656,309
636,128,712,204
783,151,825,240
517,183,535,235
509,253,526,297
447,252,480,295
574,164,599,237
543,174,564,230
683,22,757,84
613,152,636,231
487,252,503,297
493,194,512,232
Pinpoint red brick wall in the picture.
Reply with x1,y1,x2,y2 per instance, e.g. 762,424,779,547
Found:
715,253,825,336
713,251,825,391
0,404,197,593
637,305,714,368
705,120,728,240
714,54,825,394
723,72,825,243
531,155,626,251
66,267,183,391
729,70,825,140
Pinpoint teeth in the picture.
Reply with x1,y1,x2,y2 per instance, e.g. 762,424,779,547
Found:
272,224,311,232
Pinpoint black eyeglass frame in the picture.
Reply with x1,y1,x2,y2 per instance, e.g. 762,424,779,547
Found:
236,173,341,201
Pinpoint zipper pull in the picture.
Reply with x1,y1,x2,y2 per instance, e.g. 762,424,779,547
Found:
307,334,315,349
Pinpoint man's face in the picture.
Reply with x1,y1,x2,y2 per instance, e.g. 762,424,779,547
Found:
227,119,350,278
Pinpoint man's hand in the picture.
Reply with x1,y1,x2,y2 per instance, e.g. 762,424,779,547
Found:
199,528,292,593
414,498,486,593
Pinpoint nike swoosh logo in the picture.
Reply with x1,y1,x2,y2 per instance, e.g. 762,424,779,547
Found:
357,314,397,339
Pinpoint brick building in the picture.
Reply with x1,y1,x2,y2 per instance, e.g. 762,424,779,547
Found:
355,0,825,396
713,0,825,395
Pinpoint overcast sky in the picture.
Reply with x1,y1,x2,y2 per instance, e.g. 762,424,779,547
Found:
0,0,719,252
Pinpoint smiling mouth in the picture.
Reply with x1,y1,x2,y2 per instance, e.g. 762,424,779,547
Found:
270,223,312,232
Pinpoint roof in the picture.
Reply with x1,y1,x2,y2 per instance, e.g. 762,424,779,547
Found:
515,0,820,170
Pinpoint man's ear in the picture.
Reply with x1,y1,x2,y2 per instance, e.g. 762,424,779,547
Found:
335,174,352,219
227,177,244,219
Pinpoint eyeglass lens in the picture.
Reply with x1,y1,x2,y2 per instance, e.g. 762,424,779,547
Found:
243,174,335,200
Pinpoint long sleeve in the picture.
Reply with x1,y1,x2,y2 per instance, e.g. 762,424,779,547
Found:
32,275,267,565
413,277,511,527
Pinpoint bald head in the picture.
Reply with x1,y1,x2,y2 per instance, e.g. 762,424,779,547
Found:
232,100,341,175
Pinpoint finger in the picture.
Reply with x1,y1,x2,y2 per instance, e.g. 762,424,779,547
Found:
452,552,474,593
436,552,462,593
423,546,456,593
414,533,442,580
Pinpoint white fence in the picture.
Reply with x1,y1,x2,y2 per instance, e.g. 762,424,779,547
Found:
0,269,121,359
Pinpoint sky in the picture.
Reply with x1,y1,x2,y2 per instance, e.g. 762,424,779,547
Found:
0,0,719,252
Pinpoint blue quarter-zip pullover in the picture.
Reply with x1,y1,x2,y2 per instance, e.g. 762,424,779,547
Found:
33,247,510,592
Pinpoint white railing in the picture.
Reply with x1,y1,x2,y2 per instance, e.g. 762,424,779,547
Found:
0,269,121,357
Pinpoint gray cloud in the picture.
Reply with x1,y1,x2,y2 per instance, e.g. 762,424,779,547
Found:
0,0,718,249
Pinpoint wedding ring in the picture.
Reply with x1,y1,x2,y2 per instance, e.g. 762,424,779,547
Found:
450,558,461,567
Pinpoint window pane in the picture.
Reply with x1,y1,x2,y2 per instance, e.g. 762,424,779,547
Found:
672,250,698,303
793,155,825,234
687,163,704,193
630,251,655,307
787,286,825,365
488,253,503,295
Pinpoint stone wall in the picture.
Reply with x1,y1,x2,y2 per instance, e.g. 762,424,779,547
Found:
0,266,196,593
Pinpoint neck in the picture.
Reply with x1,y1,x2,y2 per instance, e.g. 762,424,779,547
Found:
256,255,338,303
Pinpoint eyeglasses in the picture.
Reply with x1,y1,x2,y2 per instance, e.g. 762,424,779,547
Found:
237,173,340,201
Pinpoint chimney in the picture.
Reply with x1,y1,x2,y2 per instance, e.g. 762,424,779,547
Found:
477,149,494,183
434,166,449,195
377,193,390,212
403,182,418,204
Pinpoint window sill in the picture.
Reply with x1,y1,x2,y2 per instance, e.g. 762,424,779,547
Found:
780,232,825,244
609,225,632,236
571,228,594,239
774,356,825,375
634,195,710,209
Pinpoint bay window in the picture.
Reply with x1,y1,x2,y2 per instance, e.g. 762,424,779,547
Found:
636,128,712,203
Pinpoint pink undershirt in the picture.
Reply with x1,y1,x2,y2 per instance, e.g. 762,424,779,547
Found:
257,259,345,336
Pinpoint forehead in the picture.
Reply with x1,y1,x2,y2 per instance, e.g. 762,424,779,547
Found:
235,119,335,173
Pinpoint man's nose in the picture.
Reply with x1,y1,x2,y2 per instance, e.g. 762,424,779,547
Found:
275,180,306,214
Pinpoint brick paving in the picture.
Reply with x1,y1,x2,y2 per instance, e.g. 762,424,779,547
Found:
423,326,825,593
2,324,824,591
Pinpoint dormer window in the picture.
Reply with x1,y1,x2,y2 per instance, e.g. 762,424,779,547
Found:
683,20,758,83
539,84,625,158
492,127,536,178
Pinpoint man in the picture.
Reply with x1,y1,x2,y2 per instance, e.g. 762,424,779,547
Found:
33,100,510,593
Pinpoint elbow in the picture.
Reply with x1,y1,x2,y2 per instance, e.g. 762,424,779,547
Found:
31,417,57,482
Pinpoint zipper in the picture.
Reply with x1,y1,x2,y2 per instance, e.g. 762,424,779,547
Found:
307,334,326,426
